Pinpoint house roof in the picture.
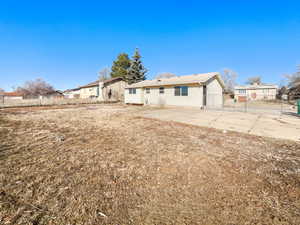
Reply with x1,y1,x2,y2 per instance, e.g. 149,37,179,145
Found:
125,72,224,88
63,87,80,93
79,77,123,89
102,77,123,86
3,92,23,97
235,84,278,90
79,81,99,88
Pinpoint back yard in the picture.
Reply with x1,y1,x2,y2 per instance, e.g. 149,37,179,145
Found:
1,104,300,224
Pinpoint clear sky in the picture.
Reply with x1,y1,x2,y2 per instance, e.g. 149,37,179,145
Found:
0,0,300,91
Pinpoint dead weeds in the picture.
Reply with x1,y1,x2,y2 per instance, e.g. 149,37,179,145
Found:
0,105,300,224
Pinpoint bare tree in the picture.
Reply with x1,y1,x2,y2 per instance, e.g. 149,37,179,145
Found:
285,66,300,88
284,65,300,100
15,78,55,98
156,72,176,79
246,76,261,85
221,68,237,93
98,68,111,81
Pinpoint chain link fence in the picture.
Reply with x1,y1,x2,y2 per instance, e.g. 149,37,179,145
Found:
205,93,298,115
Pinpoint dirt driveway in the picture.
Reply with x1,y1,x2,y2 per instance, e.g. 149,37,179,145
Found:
140,107,300,142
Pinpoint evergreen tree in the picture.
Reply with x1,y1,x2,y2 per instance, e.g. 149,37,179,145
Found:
110,53,131,79
127,48,147,84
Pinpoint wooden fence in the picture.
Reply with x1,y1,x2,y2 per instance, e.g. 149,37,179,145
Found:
0,98,117,108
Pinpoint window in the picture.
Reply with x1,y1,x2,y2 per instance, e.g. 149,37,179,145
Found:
181,86,188,96
159,87,164,94
174,86,188,96
174,86,181,96
146,88,150,94
129,88,136,94
238,89,246,94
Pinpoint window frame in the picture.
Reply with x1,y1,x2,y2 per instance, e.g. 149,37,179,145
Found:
159,87,164,94
174,86,181,96
145,88,150,94
181,86,188,96
238,89,246,94
129,88,136,94
174,86,188,96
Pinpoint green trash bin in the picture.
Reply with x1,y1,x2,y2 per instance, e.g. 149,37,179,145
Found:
298,100,300,115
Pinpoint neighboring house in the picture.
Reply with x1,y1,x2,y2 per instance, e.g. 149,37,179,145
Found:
99,77,126,101
124,72,225,108
63,88,81,99
2,92,24,100
79,81,100,98
79,77,126,100
39,90,64,99
234,83,278,102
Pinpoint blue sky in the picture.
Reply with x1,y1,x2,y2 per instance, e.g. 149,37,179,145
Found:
0,0,300,91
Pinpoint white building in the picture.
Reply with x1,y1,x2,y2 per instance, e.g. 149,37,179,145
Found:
79,81,100,99
125,72,225,108
2,92,23,100
234,83,278,102
63,88,81,99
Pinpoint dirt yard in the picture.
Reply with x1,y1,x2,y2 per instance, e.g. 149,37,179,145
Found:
1,104,300,224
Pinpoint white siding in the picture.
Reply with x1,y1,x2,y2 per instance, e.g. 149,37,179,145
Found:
124,88,144,104
206,78,223,108
4,96,23,100
234,88,277,101
80,86,99,98
143,85,203,107
125,77,224,108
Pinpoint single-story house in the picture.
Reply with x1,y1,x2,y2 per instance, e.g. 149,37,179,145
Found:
63,88,81,99
234,83,278,102
124,72,225,108
79,77,126,100
99,77,126,101
1,92,24,100
39,90,64,99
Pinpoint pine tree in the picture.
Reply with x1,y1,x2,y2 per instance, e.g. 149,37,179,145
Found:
127,48,147,84
110,53,131,79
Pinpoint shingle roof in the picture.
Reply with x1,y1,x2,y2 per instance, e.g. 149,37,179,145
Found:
63,87,80,93
103,77,123,85
3,92,23,97
125,72,222,88
79,77,123,88
79,81,99,88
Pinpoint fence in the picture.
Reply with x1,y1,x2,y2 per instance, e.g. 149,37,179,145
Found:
0,97,117,108
206,93,298,115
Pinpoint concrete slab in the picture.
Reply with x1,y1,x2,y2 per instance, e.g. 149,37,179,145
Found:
140,107,300,142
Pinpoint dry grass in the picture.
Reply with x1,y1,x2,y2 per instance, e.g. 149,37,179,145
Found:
0,105,300,224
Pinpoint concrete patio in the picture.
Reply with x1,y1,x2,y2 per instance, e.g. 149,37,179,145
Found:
140,107,300,142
